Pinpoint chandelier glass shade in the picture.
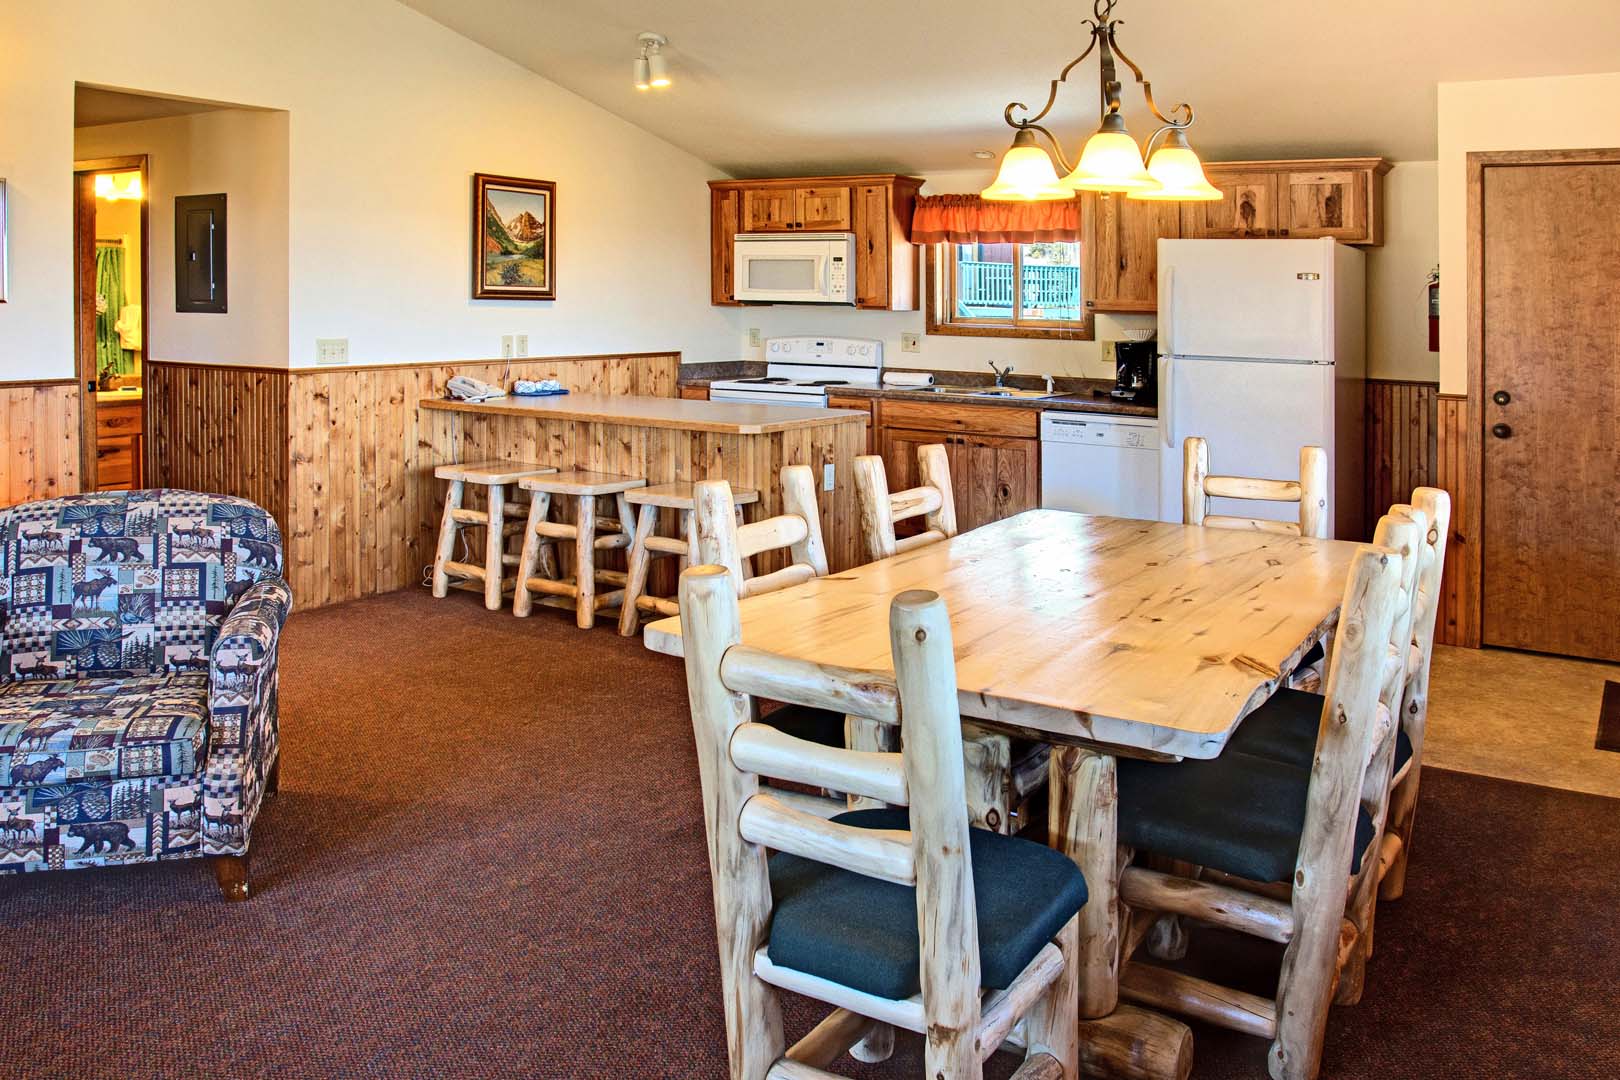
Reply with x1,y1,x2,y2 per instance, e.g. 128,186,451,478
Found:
981,0,1221,203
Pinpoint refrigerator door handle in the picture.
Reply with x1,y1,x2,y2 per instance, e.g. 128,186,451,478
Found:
1160,266,1174,356
1160,354,1174,448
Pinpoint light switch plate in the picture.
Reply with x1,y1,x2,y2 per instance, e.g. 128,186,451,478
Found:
900,332,921,353
747,328,762,348
501,335,514,359
822,463,835,492
514,334,529,356
315,338,349,365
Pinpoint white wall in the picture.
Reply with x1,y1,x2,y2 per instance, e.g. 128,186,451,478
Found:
0,0,736,380
76,110,290,367
1437,72,1620,393
1365,161,1438,383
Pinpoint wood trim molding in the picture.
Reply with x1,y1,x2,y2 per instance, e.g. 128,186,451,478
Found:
709,173,925,191
145,358,289,375
0,377,78,388
284,349,681,374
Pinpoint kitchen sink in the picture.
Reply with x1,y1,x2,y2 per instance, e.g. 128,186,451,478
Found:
910,386,1061,399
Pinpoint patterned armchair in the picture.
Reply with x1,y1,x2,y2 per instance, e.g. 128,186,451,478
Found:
0,490,291,900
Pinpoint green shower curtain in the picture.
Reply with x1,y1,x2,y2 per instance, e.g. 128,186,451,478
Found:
95,245,134,377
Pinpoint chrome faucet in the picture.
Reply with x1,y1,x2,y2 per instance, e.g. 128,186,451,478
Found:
988,360,1014,387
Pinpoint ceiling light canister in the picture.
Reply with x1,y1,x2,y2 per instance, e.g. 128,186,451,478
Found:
647,51,671,89
633,56,651,91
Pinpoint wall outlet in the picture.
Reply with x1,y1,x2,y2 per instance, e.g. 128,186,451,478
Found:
501,335,514,359
747,327,762,348
1102,340,1118,365
315,338,349,365
514,333,529,357
900,332,921,353
822,463,835,492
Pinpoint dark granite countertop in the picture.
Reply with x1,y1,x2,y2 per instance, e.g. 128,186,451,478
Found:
677,364,1156,418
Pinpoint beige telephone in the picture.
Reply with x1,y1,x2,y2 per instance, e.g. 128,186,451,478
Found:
446,375,506,402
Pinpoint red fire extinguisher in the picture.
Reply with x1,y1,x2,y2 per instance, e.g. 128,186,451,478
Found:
1427,267,1440,352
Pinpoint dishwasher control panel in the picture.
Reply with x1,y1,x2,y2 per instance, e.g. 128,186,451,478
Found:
1040,412,1158,447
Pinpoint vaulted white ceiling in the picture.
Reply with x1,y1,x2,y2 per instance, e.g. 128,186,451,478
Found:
400,0,1620,176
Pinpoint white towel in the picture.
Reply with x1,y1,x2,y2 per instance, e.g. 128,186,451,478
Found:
114,304,142,350
882,371,934,387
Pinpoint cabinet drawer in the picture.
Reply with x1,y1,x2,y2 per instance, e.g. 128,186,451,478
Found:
879,400,1038,438
678,384,710,400
96,402,143,439
96,438,135,488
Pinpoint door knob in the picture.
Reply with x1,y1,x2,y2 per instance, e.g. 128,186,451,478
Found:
1492,423,1513,439
1492,390,1512,406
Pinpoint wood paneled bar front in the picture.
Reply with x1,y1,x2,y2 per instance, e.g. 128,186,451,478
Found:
418,394,869,587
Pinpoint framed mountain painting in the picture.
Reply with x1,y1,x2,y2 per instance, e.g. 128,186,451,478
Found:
472,172,555,300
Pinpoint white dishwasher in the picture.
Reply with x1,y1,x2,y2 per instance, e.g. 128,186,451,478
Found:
1039,411,1161,519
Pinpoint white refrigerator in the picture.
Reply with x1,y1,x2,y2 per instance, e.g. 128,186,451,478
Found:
1156,237,1366,539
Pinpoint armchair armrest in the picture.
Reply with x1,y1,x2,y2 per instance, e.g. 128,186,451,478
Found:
209,578,293,753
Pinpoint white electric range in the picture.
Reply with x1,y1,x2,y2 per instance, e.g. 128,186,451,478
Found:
708,336,883,407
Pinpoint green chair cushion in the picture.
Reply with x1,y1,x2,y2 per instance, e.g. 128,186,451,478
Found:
766,808,1087,1000
1227,688,1413,774
1117,750,1376,885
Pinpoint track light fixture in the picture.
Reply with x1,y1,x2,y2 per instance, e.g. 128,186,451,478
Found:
634,32,671,91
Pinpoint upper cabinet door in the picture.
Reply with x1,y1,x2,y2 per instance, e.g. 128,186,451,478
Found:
1084,193,1181,313
711,188,742,304
853,184,891,309
1277,169,1369,243
1181,172,1279,239
798,186,852,230
741,188,798,232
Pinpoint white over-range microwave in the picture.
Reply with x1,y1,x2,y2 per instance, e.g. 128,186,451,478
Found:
732,232,856,304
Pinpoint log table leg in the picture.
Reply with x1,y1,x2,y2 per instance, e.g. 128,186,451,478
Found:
1048,745,1195,1080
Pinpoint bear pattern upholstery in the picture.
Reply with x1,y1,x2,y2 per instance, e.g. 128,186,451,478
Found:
0,490,290,877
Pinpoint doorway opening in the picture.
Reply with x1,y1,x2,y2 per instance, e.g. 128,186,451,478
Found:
73,155,149,491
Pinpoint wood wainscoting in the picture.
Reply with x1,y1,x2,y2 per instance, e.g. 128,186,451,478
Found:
146,361,291,527
1,380,82,505
141,352,679,609
285,353,679,609
1363,378,1474,646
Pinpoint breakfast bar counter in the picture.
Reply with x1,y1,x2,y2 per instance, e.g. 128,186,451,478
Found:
419,393,869,574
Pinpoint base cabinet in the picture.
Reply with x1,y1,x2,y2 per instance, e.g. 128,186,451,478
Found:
879,422,1039,535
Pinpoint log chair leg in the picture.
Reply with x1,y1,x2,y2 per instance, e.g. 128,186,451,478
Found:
512,492,549,618
848,1023,895,1064
431,479,464,598
483,482,506,611
574,494,597,629
619,503,660,637
1050,746,1121,1019
212,853,251,902
1020,914,1082,1078
1380,774,1419,901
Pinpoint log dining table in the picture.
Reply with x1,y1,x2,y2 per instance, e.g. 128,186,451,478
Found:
644,509,1363,1080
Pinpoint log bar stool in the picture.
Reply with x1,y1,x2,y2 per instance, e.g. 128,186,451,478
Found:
616,481,760,637
513,471,646,629
432,460,558,610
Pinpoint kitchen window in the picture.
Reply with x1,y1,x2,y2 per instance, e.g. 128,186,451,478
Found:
927,241,1091,340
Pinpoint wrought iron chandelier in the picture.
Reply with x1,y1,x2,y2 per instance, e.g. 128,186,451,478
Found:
982,0,1221,202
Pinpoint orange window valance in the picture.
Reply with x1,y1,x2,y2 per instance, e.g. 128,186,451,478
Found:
910,193,1081,245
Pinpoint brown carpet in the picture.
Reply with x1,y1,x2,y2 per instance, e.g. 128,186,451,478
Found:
4,589,1619,1079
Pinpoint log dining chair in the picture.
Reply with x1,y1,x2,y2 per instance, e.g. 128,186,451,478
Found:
1222,489,1451,1002
679,564,1087,1080
1182,435,1332,691
690,471,845,798
852,444,1044,836
1106,510,1420,1080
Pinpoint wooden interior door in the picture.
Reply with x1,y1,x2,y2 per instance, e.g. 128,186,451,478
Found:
1480,160,1620,661
73,171,99,491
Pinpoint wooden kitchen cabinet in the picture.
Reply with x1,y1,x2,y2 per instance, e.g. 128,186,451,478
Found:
1082,192,1181,313
710,174,923,309
1180,170,1280,239
1183,159,1390,245
678,384,710,401
826,393,876,453
741,185,852,232
876,400,1040,535
95,398,144,492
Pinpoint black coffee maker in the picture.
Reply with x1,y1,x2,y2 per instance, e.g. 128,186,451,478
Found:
1111,339,1158,404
